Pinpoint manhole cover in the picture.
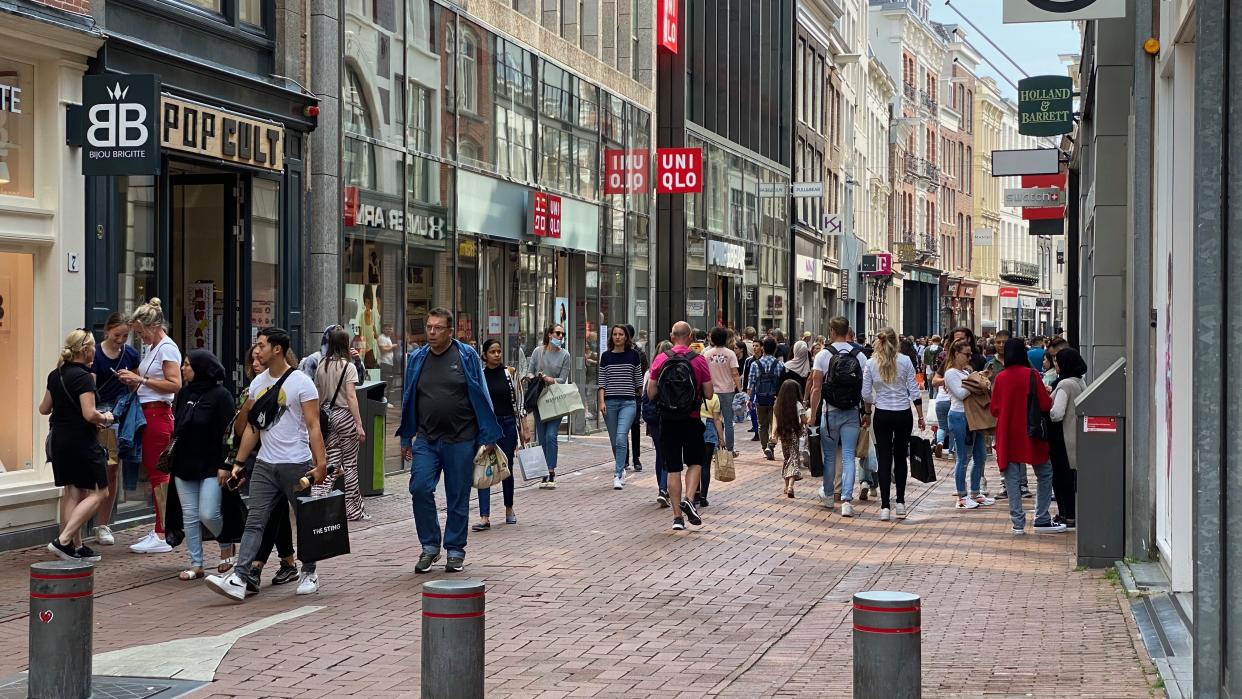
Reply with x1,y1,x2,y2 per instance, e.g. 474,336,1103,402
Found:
0,674,204,699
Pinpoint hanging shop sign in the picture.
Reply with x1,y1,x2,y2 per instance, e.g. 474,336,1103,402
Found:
659,0,678,53
161,95,284,171
991,148,1060,177
603,149,649,194
82,74,161,176
708,239,745,273
795,254,821,283
530,191,562,238
1021,172,1067,225
1003,0,1124,24
823,213,843,235
860,253,892,276
973,228,995,246
1017,75,1074,137
1003,187,1063,207
655,147,702,194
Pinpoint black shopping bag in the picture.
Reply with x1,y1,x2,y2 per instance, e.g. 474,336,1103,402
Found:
211,488,248,544
807,405,824,479
909,435,937,484
296,489,351,562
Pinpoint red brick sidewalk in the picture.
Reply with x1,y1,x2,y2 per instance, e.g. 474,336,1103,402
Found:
0,435,1160,698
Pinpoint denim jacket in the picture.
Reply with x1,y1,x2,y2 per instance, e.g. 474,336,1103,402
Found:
396,339,502,447
113,390,147,463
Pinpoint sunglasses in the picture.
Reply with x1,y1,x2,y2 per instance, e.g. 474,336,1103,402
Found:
552,330,565,337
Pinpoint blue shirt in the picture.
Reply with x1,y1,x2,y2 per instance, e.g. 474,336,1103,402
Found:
1027,347,1045,371
396,339,502,447
92,344,140,405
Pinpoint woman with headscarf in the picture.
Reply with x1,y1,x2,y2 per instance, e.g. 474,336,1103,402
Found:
990,338,1065,534
170,350,236,580
782,340,812,395
1049,348,1087,529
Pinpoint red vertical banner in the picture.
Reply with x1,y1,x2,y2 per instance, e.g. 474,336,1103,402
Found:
603,149,649,194
655,147,702,194
343,185,359,226
547,194,562,238
532,191,549,237
659,0,678,53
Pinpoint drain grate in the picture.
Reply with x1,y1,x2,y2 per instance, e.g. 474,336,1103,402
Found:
0,674,204,699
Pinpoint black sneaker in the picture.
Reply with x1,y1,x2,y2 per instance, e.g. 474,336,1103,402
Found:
445,556,464,573
657,490,670,508
764,447,775,461
858,484,869,502
680,499,702,526
271,561,299,585
1020,486,1033,499
697,497,710,509
48,539,79,561
415,552,441,574
672,518,686,530
998,488,1008,498
76,545,101,562
751,433,760,441
633,461,643,472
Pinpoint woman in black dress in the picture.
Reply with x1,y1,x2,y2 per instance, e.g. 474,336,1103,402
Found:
40,329,115,561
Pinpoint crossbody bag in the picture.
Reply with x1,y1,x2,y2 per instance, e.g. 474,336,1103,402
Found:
318,360,350,438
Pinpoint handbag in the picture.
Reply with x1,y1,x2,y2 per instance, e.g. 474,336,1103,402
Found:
214,487,248,544
522,352,548,413
317,360,349,439
714,448,736,482
1026,370,1051,441
856,423,873,458
515,441,549,481
296,481,351,562
473,445,510,489
537,383,585,421
909,433,937,483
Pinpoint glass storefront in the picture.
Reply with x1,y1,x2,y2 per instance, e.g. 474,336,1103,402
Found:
0,252,33,473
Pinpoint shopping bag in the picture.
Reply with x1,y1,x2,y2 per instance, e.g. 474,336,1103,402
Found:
296,487,351,562
536,383,585,421
515,442,549,481
161,481,184,548
856,424,873,458
714,448,736,482
731,393,749,420
473,445,510,489
909,433,937,483
215,487,248,544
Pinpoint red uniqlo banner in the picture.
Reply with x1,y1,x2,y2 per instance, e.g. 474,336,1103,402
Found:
343,186,359,226
1022,172,1066,221
603,149,649,195
655,147,702,194
532,192,562,238
659,0,678,53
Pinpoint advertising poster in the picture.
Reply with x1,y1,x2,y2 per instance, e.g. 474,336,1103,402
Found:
554,297,570,329
345,283,382,368
186,282,214,350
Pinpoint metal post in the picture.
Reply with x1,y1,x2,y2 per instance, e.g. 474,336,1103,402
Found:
853,590,920,699
421,579,485,699
29,561,94,699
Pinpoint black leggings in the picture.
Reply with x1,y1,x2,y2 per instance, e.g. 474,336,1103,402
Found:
873,408,914,509
630,397,643,465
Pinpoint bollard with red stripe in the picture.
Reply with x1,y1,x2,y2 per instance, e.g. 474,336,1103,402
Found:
421,579,485,699
852,590,921,699
29,560,94,699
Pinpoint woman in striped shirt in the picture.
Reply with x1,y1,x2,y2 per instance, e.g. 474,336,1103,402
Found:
598,325,644,490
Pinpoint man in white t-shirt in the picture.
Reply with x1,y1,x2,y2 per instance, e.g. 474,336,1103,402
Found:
804,316,866,517
207,327,328,602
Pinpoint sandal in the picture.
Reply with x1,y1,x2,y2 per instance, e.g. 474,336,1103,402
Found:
471,521,491,532
217,556,236,574
179,569,205,581
505,514,518,525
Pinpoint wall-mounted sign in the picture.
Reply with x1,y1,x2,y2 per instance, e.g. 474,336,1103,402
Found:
686,299,706,317
999,287,1019,298
659,0,679,53
795,254,821,282
1035,297,1053,309
161,95,283,171
82,74,161,176
1003,0,1124,24
1017,75,1074,137
1003,187,1063,208
792,182,824,198
823,213,843,235
860,253,892,276
531,191,562,238
991,148,1060,177
708,239,745,273
1083,415,1118,433
656,147,702,193
973,228,995,246
603,149,649,194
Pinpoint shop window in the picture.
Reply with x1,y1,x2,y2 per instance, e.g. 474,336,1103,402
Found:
405,155,455,354
250,178,280,342
344,68,377,189
0,252,33,473
457,27,480,115
118,177,157,322
0,59,34,198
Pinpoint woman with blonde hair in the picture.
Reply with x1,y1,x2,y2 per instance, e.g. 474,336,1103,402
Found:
40,330,115,560
861,327,925,521
116,298,183,553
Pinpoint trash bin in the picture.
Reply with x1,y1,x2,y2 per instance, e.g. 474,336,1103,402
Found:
1075,357,1126,568
356,380,387,497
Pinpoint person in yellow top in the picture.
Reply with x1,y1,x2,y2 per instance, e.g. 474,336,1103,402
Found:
696,392,725,509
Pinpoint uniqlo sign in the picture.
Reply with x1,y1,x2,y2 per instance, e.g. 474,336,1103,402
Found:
655,147,702,194
531,192,562,238
659,0,678,53
603,149,649,195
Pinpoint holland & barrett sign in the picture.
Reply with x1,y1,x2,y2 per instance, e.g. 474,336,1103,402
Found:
1017,75,1073,137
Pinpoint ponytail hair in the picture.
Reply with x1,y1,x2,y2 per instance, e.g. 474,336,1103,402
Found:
59,329,94,367
873,327,899,384
129,297,166,329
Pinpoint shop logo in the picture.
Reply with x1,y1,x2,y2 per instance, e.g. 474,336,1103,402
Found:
87,83,149,149
81,74,161,176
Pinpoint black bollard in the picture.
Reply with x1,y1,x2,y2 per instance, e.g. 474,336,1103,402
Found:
852,590,921,699
421,579,485,699
29,560,94,699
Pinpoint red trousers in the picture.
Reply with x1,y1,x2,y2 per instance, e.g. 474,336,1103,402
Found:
141,402,174,534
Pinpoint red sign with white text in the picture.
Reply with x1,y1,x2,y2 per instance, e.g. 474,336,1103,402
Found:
659,0,678,53
999,286,1019,298
603,149,649,195
343,185,359,227
1021,172,1067,221
531,192,562,238
1084,416,1118,433
655,147,702,194
872,253,892,276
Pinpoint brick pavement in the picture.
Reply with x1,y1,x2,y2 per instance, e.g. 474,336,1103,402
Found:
0,430,1160,698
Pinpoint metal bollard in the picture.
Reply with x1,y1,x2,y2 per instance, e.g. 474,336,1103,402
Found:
29,561,94,699
853,590,921,699
421,579,485,699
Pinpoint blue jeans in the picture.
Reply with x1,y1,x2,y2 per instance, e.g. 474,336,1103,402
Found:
174,476,222,569
1005,461,1054,529
536,412,562,474
749,404,758,432
935,401,952,450
821,407,860,502
717,392,736,451
949,411,986,496
409,437,476,558
603,398,638,478
479,416,518,518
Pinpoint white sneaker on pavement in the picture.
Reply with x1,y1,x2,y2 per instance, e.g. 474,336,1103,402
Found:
130,532,172,554
840,501,853,517
817,486,831,509
205,573,248,602
296,572,320,595
96,525,114,546
955,496,980,510
972,494,996,507
895,503,907,519
613,476,624,490
879,508,891,521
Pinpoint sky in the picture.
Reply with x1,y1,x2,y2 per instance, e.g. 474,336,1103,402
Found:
928,0,1080,99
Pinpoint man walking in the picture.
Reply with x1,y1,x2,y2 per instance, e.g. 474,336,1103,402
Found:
703,327,743,456
805,317,866,516
747,338,784,459
397,307,501,573
647,321,714,531
208,327,327,601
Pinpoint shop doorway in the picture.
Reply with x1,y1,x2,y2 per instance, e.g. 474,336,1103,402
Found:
479,240,521,368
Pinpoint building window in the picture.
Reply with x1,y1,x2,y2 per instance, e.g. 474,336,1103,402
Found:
0,59,34,198
458,28,480,115
343,67,376,189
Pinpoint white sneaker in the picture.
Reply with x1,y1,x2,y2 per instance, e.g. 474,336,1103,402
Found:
879,508,891,521
840,501,853,518
956,496,980,510
96,525,114,546
613,476,624,490
972,494,996,507
817,486,831,508
130,532,172,554
296,572,320,595
895,503,907,519
205,573,248,602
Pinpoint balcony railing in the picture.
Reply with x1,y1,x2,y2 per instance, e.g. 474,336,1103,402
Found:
920,90,937,113
903,154,941,186
893,231,938,263
903,81,917,102
1000,259,1041,285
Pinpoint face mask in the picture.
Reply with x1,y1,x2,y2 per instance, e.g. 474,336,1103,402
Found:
551,338,564,349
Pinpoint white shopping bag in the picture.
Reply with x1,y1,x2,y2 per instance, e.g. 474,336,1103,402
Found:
515,442,550,481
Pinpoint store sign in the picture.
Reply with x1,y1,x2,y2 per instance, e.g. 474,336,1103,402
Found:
82,74,161,176
792,182,824,198
708,240,745,273
973,228,995,246
655,147,702,194
823,213,843,235
1004,0,1124,24
795,254,821,283
1004,187,1062,207
1021,172,1067,222
1083,416,1118,433
161,95,284,172
603,149,648,194
1018,75,1074,137
531,191,562,238
0,59,34,196
860,253,892,276
659,0,678,53
1035,297,1053,309
999,287,1019,298
991,148,1060,177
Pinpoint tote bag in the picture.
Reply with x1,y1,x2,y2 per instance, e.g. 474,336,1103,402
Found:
473,445,511,489
515,442,549,481
296,487,351,562
536,383,585,421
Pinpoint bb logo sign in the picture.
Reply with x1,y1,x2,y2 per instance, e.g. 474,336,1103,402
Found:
656,147,702,194
82,74,161,176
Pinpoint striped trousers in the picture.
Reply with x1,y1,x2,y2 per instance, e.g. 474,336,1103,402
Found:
312,406,366,520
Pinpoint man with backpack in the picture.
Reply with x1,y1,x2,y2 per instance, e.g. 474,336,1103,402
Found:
923,335,942,399
647,322,715,531
747,338,785,460
804,317,867,517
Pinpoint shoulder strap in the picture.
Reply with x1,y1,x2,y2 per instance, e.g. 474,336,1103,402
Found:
327,360,349,409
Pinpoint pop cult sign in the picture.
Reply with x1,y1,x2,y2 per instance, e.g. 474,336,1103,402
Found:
1017,75,1074,137
82,74,161,176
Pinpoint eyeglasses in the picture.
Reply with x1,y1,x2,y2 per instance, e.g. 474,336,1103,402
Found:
425,324,450,332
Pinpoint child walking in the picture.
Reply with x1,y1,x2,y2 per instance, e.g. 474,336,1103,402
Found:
697,392,725,508
772,380,806,498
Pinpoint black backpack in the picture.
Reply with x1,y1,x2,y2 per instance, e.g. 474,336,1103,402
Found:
822,346,865,410
655,350,702,419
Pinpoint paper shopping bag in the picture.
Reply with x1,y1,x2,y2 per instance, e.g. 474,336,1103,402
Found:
515,443,549,481
909,434,937,484
714,449,736,482
296,488,351,562
536,383,585,421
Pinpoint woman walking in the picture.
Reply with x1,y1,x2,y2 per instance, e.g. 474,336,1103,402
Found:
42,330,114,561
91,313,140,546
697,389,724,508
944,339,995,510
782,340,812,394
312,327,368,520
473,339,528,530
771,380,806,498
861,328,925,521
117,298,182,554
598,325,643,490
742,341,763,438
170,350,235,580
702,327,743,457
1049,348,1087,529
990,338,1066,534
526,324,571,489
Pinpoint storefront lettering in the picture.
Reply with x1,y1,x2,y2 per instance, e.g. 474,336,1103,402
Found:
160,96,283,171
0,84,22,114
350,201,447,240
